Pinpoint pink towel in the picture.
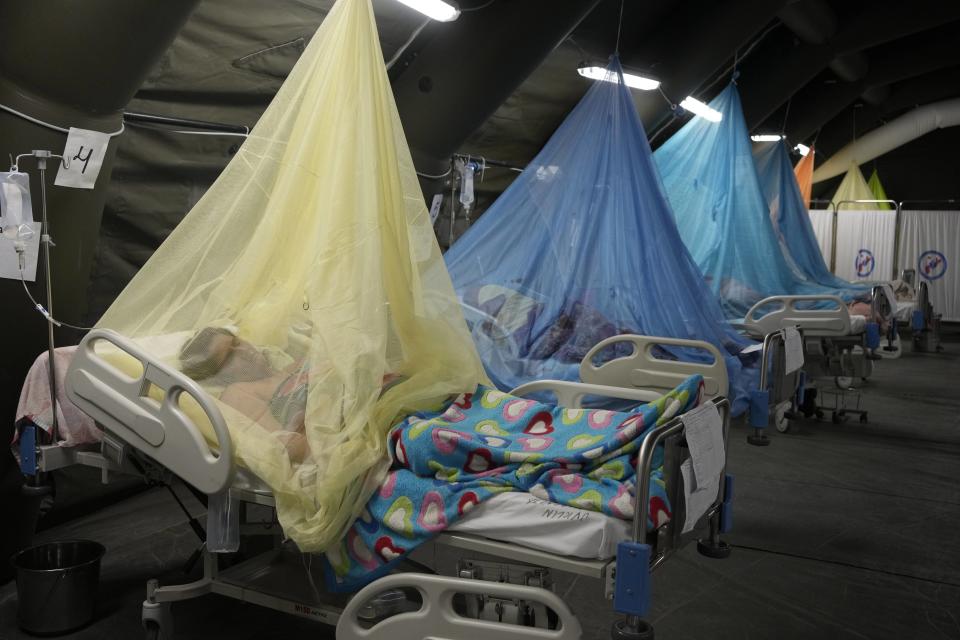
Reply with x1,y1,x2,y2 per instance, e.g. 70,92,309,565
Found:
15,347,100,447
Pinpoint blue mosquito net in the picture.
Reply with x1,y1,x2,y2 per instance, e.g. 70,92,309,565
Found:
753,140,869,293
653,84,868,319
444,59,758,415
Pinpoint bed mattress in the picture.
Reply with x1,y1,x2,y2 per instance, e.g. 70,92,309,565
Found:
448,491,630,559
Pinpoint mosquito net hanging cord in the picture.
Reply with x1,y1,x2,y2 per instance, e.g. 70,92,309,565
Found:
615,0,625,54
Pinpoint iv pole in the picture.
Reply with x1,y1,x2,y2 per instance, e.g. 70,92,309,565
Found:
13,150,68,445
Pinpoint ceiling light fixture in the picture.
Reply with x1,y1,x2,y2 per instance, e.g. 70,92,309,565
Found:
750,134,784,142
394,0,460,22
679,96,722,122
577,64,660,91
795,143,811,157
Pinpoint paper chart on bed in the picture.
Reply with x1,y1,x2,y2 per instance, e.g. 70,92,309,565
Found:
680,402,725,533
0,222,40,282
784,325,803,374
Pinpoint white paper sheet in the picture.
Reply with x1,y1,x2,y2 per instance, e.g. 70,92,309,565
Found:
0,222,40,281
681,460,721,534
740,342,763,355
55,127,110,189
784,325,804,374
680,402,725,534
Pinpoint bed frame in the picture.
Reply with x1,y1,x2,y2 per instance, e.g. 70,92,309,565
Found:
18,328,734,640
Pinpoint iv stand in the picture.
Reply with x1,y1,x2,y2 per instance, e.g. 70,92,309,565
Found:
13,150,68,445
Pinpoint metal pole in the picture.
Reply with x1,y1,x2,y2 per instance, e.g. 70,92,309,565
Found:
37,156,58,442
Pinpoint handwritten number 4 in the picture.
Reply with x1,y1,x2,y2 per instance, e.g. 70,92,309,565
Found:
72,145,93,174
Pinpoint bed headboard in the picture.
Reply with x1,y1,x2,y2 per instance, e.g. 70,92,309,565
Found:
64,329,234,495
578,334,729,400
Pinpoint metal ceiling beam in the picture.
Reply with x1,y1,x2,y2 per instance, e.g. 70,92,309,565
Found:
786,38,960,143
739,0,960,130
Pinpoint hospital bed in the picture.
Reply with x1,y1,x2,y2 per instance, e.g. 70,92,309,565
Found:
576,331,801,444
19,328,734,640
735,285,897,424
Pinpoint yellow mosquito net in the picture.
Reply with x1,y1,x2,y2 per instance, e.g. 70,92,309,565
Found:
830,162,876,210
95,0,488,552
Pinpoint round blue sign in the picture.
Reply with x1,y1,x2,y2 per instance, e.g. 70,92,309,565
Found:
918,250,947,281
855,249,875,278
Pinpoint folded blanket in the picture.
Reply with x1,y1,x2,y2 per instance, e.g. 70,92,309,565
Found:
324,374,704,591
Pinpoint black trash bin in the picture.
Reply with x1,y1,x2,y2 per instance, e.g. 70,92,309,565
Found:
11,540,106,634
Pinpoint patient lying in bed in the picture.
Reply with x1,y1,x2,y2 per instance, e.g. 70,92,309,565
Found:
179,327,399,462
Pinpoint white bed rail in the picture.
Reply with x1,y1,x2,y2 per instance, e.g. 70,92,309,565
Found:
336,573,582,640
509,379,664,408
742,295,851,337
578,335,729,400
64,328,234,494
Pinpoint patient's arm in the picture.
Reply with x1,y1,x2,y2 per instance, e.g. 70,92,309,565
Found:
220,379,309,462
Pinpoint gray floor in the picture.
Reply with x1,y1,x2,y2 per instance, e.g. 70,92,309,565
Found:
2,329,958,640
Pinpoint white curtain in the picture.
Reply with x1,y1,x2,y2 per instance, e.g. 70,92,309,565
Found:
834,209,897,281
899,211,959,321
808,209,834,268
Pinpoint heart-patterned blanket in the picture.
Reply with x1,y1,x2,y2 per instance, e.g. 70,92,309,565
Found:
324,374,704,591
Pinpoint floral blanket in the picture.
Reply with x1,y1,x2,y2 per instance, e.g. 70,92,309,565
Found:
324,375,704,590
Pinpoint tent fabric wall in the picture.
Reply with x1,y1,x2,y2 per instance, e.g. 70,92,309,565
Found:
793,148,814,208
899,211,959,321
834,210,897,281
444,58,758,414
808,209,834,268
653,84,866,319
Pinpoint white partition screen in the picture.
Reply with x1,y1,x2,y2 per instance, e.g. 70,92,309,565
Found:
834,210,897,281
899,211,959,321
808,209,834,268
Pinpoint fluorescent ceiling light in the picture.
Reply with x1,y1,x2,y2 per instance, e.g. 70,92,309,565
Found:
577,65,660,91
795,143,811,156
394,0,460,22
680,96,722,122
750,134,784,142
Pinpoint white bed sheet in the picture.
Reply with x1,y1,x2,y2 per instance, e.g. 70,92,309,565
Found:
449,491,630,560
849,314,866,334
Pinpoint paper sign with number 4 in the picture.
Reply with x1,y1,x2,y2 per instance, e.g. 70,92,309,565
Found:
55,127,110,190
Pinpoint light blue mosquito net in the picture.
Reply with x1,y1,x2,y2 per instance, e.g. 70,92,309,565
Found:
444,59,758,415
653,85,868,319
753,140,869,293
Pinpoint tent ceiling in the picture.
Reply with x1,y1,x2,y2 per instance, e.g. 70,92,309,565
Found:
446,0,960,200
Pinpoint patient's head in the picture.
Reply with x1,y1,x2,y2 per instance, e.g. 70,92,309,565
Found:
179,327,273,382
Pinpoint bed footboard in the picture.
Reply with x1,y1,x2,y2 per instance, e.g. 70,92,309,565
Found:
64,328,234,495
742,295,851,336
579,335,729,400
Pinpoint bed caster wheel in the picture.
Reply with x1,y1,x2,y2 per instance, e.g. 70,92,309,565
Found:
142,600,171,640
611,618,654,640
831,412,840,424
697,538,731,559
815,409,824,421
774,406,790,433
859,413,868,424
